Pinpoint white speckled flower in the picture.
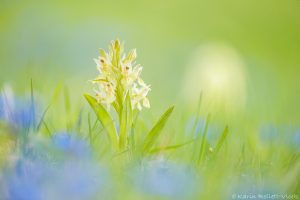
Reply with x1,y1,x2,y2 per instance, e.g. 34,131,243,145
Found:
132,81,151,111
91,39,150,111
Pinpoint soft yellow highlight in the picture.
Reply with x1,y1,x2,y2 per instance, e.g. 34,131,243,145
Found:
182,43,247,114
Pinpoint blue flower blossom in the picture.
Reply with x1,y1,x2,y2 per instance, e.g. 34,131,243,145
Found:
186,117,225,147
259,124,279,144
5,155,53,200
185,117,206,137
0,86,36,130
0,95,4,118
133,158,198,198
2,136,108,200
283,129,300,151
293,131,300,150
45,160,107,200
51,132,91,158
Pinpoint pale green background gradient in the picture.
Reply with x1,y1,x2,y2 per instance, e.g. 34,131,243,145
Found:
1,0,300,123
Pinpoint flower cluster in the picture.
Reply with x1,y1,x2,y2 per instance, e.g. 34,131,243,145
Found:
92,39,150,111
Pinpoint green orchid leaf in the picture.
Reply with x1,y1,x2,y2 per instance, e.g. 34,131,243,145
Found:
84,94,118,149
142,106,174,154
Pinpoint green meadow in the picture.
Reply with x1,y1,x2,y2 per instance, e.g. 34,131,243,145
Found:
0,1,300,199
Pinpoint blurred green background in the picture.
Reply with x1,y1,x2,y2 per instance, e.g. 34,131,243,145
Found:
1,0,300,124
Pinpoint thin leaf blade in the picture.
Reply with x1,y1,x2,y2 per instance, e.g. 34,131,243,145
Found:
84,94,118,149
214,126,229,154
149,139,195,154
197,114,210,165
142,106,174,154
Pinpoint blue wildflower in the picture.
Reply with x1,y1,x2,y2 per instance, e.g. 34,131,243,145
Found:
5,155,52,200
51,132,91,158
0,94,3,118
259,124,279,144
133,158,198,198
5,158,107,200
45,160,108,200
185,117,206,138
2,135,108,200
283,129,300,151
0,86,36,130
186,117,225,147
293,131,300,150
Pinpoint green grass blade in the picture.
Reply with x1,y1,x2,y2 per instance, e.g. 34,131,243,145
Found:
282,159,300,193
191,92,202,135
51,81,63,104
142,106,175,154
42,121,52,137
37,83,63,132
149,139,195,154
84,94,118,150
214,126,229,154
30,79,36,129
36,105,51,132
197,114,210,165
64,86,71,131
87,113,92,145
119,92,132,150
74,108,83,133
